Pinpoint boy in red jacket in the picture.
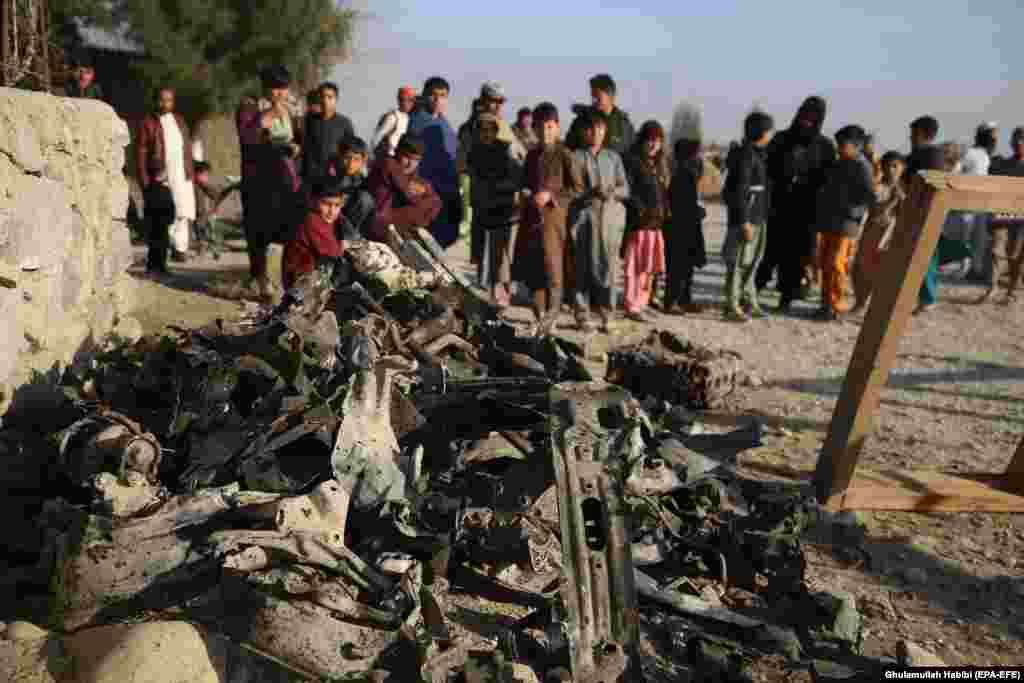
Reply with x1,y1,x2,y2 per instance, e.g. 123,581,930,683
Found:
282,177,347,291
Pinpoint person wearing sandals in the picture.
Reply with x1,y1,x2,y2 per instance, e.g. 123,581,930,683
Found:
663,138,708,315
622,121,669,322
570,110,630,333
466,113,524,314
721,111,773,322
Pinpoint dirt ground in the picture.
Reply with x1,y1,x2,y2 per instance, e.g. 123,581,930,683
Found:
126,201,1024,671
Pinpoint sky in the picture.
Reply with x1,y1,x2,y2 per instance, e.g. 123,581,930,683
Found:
331,0,1022,152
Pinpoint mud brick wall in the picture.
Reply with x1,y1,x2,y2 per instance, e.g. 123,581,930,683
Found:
0,87,135,390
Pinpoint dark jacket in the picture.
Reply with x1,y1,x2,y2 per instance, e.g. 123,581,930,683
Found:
566,104,635,156
904,144,945,181
766,97,836,226
624,153,671,231
366,157,442,242
724,142,770,227
302,111,355,180
136,113,194,188
815,157,878,237
63,79,105,101
468,140,523,230
667,156,707,268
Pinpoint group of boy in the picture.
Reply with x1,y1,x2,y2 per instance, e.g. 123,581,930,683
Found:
722,106,963,322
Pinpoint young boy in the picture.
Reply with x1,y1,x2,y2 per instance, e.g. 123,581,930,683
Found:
143,160,176,276
282,177,347,291
366,133,442,243
468,113,523,312
571,110,630,332
813,125,878,321
191,161,225,257
905,115,946,314
328,136,376,240
303,82,356,181
722,111,773,322
851,151,905,312
518,102,582,333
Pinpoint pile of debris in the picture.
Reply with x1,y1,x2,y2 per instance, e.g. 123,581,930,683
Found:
0,232,882,681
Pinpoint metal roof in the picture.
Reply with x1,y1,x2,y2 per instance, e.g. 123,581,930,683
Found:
72,17,145,56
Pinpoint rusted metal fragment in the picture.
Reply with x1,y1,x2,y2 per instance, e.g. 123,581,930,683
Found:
58,410,163,486
605,330,744,410
549,381,640,683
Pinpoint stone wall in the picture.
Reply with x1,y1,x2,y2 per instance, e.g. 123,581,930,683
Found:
0,87,136,392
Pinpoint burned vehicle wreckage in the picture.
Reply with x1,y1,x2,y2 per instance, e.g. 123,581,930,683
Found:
1,232,878,681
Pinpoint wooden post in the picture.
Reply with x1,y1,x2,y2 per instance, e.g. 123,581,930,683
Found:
1006,433,1024,480
1,0,10,86
814,174,949,509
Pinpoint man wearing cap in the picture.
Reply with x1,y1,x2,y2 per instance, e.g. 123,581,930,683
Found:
63,50,105,100
408,76,462,248
302,81,355,182
372,86,417,160
566,73,635,156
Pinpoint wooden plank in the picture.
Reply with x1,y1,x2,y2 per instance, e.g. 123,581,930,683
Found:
919,172,1024,214
814,175,949,510
840,469,1024,512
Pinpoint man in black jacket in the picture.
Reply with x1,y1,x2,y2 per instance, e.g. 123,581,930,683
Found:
757,96,836,312
565,74,635,156
302,82,355,181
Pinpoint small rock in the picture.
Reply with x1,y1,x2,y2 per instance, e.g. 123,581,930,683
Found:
5,621,49,641
860,593,897,620
901,567,928,585
742,372,764,388
897,640,946,667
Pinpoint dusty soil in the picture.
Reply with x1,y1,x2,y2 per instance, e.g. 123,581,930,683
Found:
125,201,1024,673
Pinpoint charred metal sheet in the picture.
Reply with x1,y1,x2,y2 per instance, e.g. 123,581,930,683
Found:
549,381,640,683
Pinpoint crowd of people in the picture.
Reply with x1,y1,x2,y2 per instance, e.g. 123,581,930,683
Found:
61,54,1024,328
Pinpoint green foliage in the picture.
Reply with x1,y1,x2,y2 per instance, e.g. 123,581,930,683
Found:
111,0,353,122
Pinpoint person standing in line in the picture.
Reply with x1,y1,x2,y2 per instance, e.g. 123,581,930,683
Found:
903,115,947,315
408,76,462,248
721,112,773,322
663,137,708,314
236,65,303,301
757,96,835,312
570,110,630,333
851,151,906,312
978,127,1024,304
372,86,417,160
302,82,355,182
466,113,524,313
136,86,196,262
459,84,528,265
515,102,582,333
960,123,999,282
512,107,539,151
622,120,669,322
813,125,877,321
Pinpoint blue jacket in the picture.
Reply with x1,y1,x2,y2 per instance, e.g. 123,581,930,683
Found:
408,109,458,197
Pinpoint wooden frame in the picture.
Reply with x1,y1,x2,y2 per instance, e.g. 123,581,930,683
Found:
814,171,1024,512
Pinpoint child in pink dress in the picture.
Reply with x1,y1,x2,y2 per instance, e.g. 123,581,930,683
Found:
622,121,669,320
